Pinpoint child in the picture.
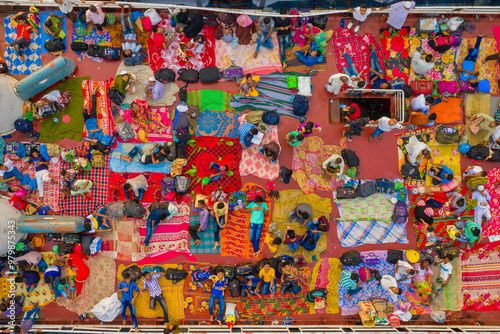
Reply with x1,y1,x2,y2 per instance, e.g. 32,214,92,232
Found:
297,121,322,137
340,269,362,301
241,275,262,299
70,180,93,199
284,226,301,253
213,201,228,249
298,228,321,252
209,269,227,325
6,12,32,62
431,255,454,300
192,34,206,54
177,43,194,66
343,117,371,141
60,169,77,200
257,261,276,297
283,131,304,147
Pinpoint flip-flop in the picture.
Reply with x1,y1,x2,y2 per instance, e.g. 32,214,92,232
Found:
470,23,476,34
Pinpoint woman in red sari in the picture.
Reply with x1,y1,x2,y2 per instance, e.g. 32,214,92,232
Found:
61,252,90,301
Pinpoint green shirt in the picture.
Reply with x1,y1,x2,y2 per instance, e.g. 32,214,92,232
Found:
465,221,481,242
246,202,268,225
286,131,302,147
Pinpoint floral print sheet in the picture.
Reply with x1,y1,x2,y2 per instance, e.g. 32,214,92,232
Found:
380,27,411,84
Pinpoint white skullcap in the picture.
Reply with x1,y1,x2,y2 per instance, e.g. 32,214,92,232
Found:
149,77,155,82
404,1,412,9
121,70,128,76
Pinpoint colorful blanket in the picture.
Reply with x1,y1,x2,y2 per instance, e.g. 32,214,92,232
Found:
106,18,149,50
59,154,109,216
184,136,242,195
110,142,172,174
331,28,372,83
336,220,409,247
82,79,112,146
138,202,192,261
148,19,216,73
465,94,492,145
117,263,185,320
3,15,42,74
458,37,500,94
291,136,347,194
230,73,304,116
39,77,88,143
426,139,461,188
414,214,475,249
189,214,220,254
339,250,408,315
239,115,280,180
39,11,67,53
187,89,234,112
271,189,331,263
70,25,111,62
380,27,411,83
6,153,61,212
428,97,462,124
409,29,457,81
196,110,239,138
108,172,165,203
335,193,395,223
220,183,269,260
396,127,435,187
215,34,282,76
240,266,311,320
118,104,173,143
309,258,341,314
461,241,500,312
484,168,500,238
99,218,144,262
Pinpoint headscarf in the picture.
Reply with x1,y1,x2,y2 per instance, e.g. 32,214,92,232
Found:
218,13,235,27
237,14,253,28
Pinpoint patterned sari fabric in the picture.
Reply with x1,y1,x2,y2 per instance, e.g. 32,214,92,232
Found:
396,128,435,187
462,241,500,312
380,27,411,83
196,110,239,138
408,29,457,81
82,79,113,147
484,168,500,238
125,100,171,135
291,136,347,194
426,132,462,187
309,258,341,314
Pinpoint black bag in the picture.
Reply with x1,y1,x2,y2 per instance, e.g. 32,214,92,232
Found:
87,44,102,57
199,66,220,83
466,145,490,160
124,200,146,218
375,178,395,194
337,187,357,199
386,250,403,264
357,181,376,198
435,124,461,144
71,41,88,52
0,61,8,74
293,95,309,116
438,245,460,259
177,143,187,159
262,110,280,125
122,265,143,281
178,68,199,83
63,233,81,245
107,87,125,105
215,265,235,279
340,250,361,266
235,262,253,276
57,242,74,256
155,68,176,83
81,235,94,256
165,268,188,284
176,127,192,144
342,149,360,168
401,162,420,179
306,288,327,302
228,277,241,297
312,15,328,30
45,38,65,53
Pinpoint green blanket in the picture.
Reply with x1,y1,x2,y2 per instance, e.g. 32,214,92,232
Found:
186,89,235,112
335,193,395,223
39,76,89,143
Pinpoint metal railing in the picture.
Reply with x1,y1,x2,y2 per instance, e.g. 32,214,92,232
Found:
350,88,406,124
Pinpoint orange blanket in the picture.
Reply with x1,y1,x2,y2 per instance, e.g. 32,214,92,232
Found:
429,97,462,124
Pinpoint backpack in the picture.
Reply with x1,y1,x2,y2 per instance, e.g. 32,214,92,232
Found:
175,175,190,195
342,149,360,168
81,235,94,256
466,145,490,160
435,124,461,144
122,265,143,281
357,182,376,198
389,78,405,90
177,143,187,159
124,49,147,66
410,80,433,95
340,250,361,266
14,119,33,133
386,250,403,264
221,62,243,81
262,110,280,125
116,121,135,141
375,178,395,194
9,196,28,210
176,127,192,144
107,87,125,105
438,245,459,259
293,95,309,116
312,15,328,30
45,38,65,53
228,277,242,297
391,201,409,224
192,265,214,282
215,265,235,279
63,233,82,245
336,187,357,199
165,268,188,284
161,176,176,198
298,11,312,26
361,252,381,267
401,162,420,179
101,47,121,60
199,66,220,83
0,60,8,74
123,200,146,218
235,263,253,276
91,150,105,168
58,242,74,256
178,68,199,83
306,288,327,302
245,188,266,202
155,68,176,83
70,41,88,52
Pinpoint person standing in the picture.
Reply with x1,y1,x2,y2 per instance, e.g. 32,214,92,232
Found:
117,273,140,331
347,4,380,33
385,1,415,32
53,0,84,23
275,9,292,69
142,271,169,325
368,117,403,143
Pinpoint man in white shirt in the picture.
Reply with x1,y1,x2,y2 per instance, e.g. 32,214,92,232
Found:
394,260,415,284
322,154,344,178
412,51,435,75
51,0,84,23
463,165,484,178
0,158,23,183
326,73,352,95
347,4,380,33
491,124,500,144
123,174,148,201
377,274,402,302
411,94,435,113
431,255,453,300
368,117,403,142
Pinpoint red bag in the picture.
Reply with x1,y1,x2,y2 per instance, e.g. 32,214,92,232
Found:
245,189,266,202
9,196,28,210
142,16,152,31
410,80,433,95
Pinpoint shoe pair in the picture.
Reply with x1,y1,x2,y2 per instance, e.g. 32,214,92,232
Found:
269,189,280,200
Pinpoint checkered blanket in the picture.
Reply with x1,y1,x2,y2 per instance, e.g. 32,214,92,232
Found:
59,153,110,216
337,220,409,247
189,215,220,254
334,193,395,223
331,28,371,83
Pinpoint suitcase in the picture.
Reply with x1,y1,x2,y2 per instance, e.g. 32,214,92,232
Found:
337,187,357,199
416,17,437,34
389,78,405,90
16,215,85,233
199,66,220,83
14,56,76,100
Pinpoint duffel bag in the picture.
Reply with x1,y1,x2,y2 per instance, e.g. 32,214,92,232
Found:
340,250,361,266
357,181,376,198
235,262,254,276
337,187,357,199
165,268,188,284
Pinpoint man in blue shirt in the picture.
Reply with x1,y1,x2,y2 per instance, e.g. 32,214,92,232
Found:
143,209,169,253
295,42,323,66
15,271,40,293
117,272,140,331
429,164,454,186
238,123,258,149
209,269,227,325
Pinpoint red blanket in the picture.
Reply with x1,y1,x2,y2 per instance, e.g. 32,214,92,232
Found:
331,28,371,83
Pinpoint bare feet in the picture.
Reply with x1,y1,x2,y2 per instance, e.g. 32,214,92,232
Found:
368,135,374,143
134,327,140,332
73,294,83,302
51,178,58,184
123,320,127,325
217,320,222,326
368,43,376,51
282,63,287,70
19,54,26,62
213,241,219,250
195,239,201,247
254,251,260,258
347,293,351,301
253,51,259,58
121,155,132,163
210,316,214,322
141,244,149,254
378,133,383,140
